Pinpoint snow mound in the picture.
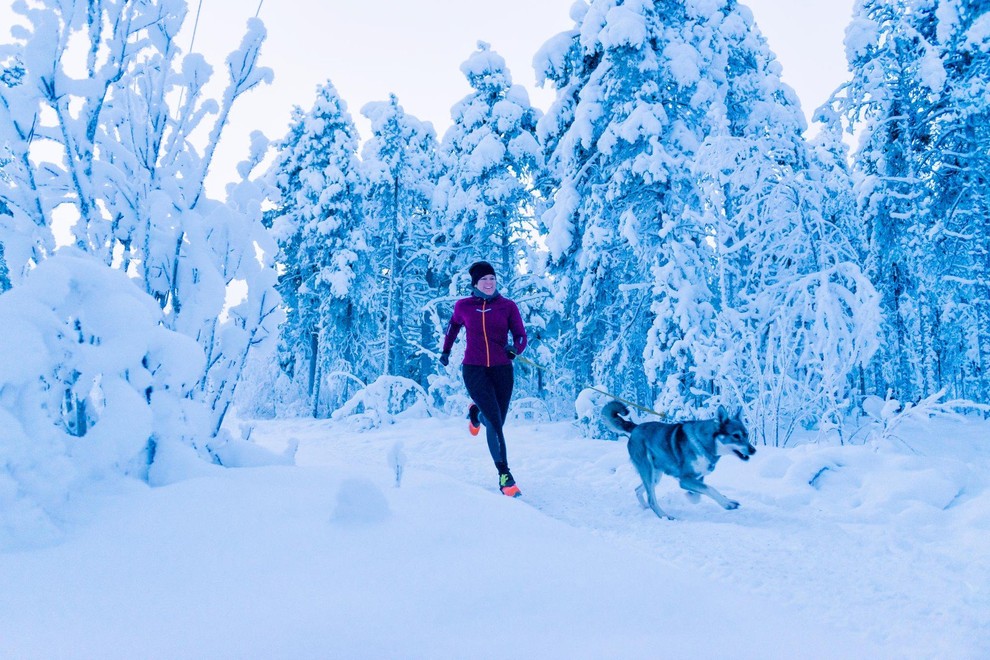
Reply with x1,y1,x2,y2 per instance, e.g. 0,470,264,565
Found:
331,478,391,524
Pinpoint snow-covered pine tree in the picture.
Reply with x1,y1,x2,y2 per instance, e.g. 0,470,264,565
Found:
436,42,544,279
434,42,550,397
268,81,378,417
362,95,440,386
693,1,880,444
536,0,717,415
0,2,278,458
838,0,947,403
921,1,990,401
834,0,990,406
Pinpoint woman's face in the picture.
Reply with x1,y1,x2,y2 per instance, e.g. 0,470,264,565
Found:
477,274,497,295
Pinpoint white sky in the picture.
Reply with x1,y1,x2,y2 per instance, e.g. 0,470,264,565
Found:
0,0,857,196
198,0,858,196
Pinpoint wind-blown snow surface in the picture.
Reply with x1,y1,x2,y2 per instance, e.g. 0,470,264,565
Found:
2,413,989,658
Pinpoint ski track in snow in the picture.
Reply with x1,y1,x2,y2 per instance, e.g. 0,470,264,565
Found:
248,414,990,658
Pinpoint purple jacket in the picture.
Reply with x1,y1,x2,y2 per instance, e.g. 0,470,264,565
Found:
442,293,527,367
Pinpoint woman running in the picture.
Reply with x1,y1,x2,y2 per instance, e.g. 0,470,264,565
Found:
439,261,527,497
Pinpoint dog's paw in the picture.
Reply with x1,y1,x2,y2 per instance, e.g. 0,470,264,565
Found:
684,492,701,503
724,500,740,510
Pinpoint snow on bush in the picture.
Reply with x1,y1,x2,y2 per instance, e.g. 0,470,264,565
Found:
331,376,432,430
574,387,622,439
507,397,553,424
427,371,472,419
426,343,470,417
0,251,205,548
857,391,990,451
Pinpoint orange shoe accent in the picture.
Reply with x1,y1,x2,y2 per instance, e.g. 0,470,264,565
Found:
500,484,522,498
468,404,481,436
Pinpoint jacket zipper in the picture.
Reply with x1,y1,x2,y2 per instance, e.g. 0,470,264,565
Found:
482,300,490,366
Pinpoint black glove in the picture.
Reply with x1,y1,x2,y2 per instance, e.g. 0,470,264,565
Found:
439,352,450,367
506,345,520,360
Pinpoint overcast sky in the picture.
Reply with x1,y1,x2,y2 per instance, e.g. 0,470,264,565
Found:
196,0,858,194
0,0,858,195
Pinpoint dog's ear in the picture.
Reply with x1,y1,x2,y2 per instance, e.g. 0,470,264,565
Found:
717,405,729,423
734,406,744,421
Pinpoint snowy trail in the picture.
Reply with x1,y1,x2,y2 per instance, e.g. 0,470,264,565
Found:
251,414,990,658
3,413,987,658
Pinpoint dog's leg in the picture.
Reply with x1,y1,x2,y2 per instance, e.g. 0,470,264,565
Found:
629,439,673,519
638,480,673,520
646,494,673,519
635,484,650,510
679,478,739,510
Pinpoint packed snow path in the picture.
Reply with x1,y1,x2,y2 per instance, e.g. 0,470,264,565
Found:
2,414,987,658
254,414,990,658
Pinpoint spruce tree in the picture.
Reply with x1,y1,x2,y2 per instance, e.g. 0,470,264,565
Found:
436,42,544,279
695,1,879,443
924,0,990,401
362,95,439,385
435,42,551,396
536,0,719,414
837,0,978,402
269,81,377,416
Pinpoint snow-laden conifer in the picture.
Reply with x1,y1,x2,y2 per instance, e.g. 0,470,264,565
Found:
361,95,440,385
435,42,544,279
536,0,719,415
434,41,551,401
919,0,990,402
835,0,990,403
268,81,378,417
694,2,880,443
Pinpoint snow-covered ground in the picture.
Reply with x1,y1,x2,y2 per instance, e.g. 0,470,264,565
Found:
2,412,988,658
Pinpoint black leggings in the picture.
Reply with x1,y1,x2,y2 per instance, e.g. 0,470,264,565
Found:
462,364,514,471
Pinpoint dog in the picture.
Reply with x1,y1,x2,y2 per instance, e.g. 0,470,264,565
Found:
602,401,756,519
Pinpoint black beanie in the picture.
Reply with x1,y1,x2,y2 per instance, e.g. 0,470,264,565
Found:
469,261,496,286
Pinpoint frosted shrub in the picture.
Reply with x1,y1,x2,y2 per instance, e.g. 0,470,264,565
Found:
508,397,553,424
0,3,279,442
858,391,990,451
574,388,618,439
0,251,204,546
332,376,432,429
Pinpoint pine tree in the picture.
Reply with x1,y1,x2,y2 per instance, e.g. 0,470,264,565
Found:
436,42,544,279
362,95,440,385
269,81,378,417
694,1,879,443
536,0,718,414
434,42,551,396
837,0,988,403
924,0,990,401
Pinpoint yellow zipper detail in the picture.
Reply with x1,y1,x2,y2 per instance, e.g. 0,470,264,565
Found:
482,300,490,366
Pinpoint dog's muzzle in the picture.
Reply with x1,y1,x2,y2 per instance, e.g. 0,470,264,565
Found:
733,445,756,461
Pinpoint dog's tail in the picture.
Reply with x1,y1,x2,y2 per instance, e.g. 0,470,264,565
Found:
602,401,637,434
